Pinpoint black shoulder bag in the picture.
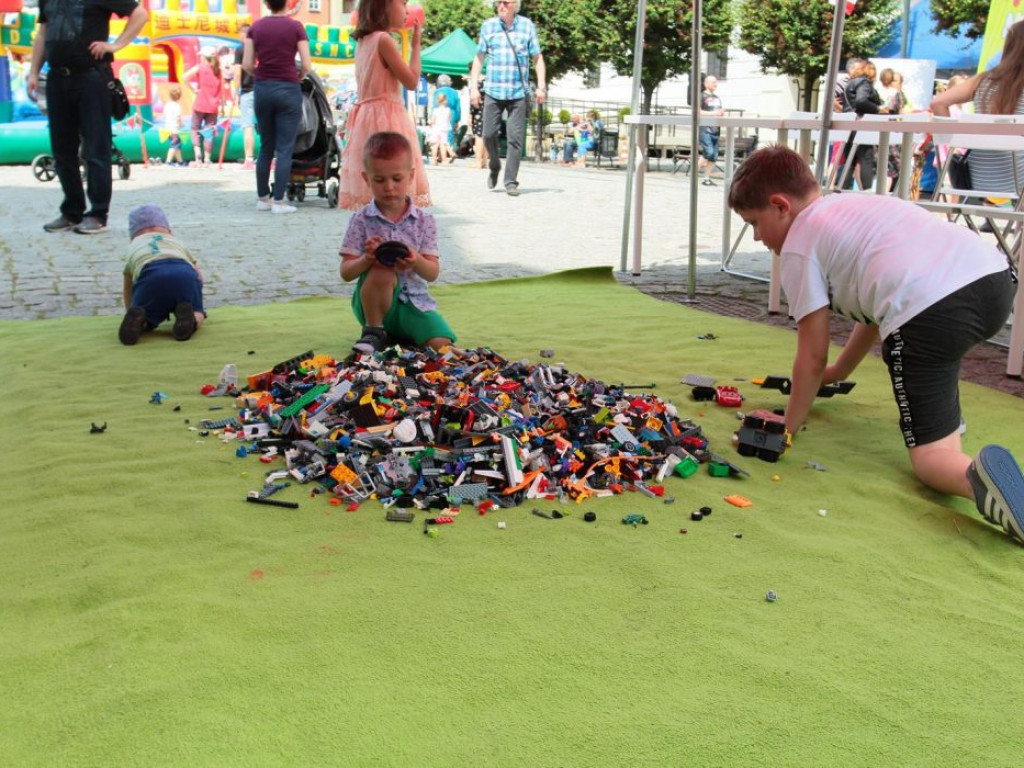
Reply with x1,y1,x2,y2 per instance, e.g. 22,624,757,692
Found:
501,24,534,116
949,150,972,190
78,38,130,120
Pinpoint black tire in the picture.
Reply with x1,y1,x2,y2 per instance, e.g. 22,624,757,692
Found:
296,186,306,202
118,160,131,180
31,155,57,182
326,180,339,208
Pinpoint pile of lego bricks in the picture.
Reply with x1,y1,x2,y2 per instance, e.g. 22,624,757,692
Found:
201,347,720,511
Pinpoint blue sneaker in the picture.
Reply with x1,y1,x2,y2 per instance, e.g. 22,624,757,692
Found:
967,445,1024,544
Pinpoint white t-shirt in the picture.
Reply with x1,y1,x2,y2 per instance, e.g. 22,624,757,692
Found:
163,100,182,133
780,193,1008,339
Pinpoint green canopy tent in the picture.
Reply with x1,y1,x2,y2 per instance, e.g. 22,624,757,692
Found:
421,28,478,76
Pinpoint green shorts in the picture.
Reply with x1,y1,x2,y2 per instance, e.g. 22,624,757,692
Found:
352,274,456,346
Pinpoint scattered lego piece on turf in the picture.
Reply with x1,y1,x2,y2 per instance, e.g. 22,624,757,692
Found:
724,495,752,508
697,333,717,340
149,391,170,404
806,461,828,471
89,422,107,434
754,375,856,398
735,413,790,463
681,373,716,388
622,513,648,526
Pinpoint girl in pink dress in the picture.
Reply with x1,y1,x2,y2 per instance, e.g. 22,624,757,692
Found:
338,0,430,209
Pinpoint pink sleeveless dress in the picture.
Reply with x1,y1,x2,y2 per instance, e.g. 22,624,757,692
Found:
338,31,431,210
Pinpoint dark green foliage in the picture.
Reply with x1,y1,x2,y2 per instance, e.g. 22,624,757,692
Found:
930,0,989,41
736,0,897,111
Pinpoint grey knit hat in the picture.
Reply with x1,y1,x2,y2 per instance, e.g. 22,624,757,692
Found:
437,74,452,87
128,204,171,239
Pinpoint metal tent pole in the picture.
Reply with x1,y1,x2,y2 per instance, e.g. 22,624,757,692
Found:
619,0,648,273
814,0,849,185
687,0,703,298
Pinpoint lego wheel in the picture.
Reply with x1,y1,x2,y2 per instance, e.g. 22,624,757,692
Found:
296,186,306,202
326,179,339,208
31,154,57,182
118,159,131,180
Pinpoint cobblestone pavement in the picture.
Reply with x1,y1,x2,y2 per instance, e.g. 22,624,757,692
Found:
0,158,772,320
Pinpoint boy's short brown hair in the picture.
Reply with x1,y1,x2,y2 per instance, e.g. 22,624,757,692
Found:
363,132,413,169
168,83,182,100
727,145,819,211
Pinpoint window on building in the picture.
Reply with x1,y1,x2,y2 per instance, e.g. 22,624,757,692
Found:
309,0,321,11
706,50,728,81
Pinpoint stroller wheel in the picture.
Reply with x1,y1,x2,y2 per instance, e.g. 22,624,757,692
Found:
118,159,131,180
286,187,296,202
326,179,339,209
31,154,57,182
296,186,306,202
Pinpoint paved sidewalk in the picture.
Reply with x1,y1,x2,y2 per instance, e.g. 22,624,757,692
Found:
0,158,773,321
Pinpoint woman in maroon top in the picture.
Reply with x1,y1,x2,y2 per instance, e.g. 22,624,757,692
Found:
183,47,223,166
242,0,312,214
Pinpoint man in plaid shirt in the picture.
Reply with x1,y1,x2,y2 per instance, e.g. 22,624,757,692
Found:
469,0,546,197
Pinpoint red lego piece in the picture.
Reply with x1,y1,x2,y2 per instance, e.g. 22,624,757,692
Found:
346,502,360,512
715,386,743,408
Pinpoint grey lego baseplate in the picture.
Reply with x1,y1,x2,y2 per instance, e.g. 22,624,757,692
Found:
446,483,490,501
680,373,716,388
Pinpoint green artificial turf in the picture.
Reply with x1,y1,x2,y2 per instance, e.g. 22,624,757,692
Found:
2,267,1023,767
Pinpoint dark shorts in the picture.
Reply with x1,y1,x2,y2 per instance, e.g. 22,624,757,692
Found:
132,259,205,329
352,273,455,346
191,111,218,135
882,269,1015,447
699,128,719,162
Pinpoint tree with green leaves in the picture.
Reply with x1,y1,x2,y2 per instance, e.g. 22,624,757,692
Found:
591,0,733,113
420,0,492,49
929,0,989,41
736,0,898,112
522,0,604,84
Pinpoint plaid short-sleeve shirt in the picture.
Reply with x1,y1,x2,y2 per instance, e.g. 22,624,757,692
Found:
476,14,541,101
339,199,440,313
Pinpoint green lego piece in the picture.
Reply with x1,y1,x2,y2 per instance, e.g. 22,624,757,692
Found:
707,461,732,478
674,455,699,478
279,383,330,418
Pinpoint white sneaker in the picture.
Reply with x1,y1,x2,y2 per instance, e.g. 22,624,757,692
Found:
256,199,272,211
271,203,297,214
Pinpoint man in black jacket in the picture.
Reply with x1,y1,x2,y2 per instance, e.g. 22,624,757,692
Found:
28,0,149,234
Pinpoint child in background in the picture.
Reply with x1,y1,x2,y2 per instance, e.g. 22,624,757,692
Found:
163,84,185,167
429,92,453,165
337,0,430,210
120,204,206,345
728,145,1024,545
183,47,223,166
339,132,453,354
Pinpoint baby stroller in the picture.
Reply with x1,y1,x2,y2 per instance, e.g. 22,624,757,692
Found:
30,71,132,183
281,71,342,208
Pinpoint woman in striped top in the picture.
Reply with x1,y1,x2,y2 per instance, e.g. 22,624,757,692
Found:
931,20,1024,197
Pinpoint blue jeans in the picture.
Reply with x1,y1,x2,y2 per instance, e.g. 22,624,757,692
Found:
253,79,302,202
46,68,113,224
